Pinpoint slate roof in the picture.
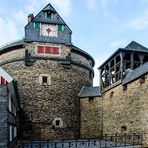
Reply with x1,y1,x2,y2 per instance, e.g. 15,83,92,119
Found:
78,86,101,98
25,3,72,33
0,39,24,53
123,62,148,85
125,41,148,53
42,4,56,12
72,45,95,66
98,41,148,69
32,18,65,25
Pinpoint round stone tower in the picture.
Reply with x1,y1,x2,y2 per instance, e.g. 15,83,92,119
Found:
0,3,95,140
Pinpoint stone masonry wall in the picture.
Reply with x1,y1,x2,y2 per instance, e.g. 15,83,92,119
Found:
0,43,93,140
102,74,148,146
0,86,8,148
71,52,92,68
0,47,25,63
80,97,102,138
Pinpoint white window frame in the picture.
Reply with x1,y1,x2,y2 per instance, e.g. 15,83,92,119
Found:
9,125,12,142
39,74,51,85
53,117,63,128
14,126,17,137
8,93,12,112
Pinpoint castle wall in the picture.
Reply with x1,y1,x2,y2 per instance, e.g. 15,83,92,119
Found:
80,97,102,138
102,74,148,146
0,43,93,140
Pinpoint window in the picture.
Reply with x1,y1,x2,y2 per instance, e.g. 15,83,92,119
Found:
36,45,60,55
121,126,127,132
14,127,17,137
0,76,8,84
8,93,17,116
45,46,51,54
48,47,59,54
1,76,5,84
9,125,17,142
55,120,60,127
37,46,44,54
9,125,12,142
13,104,16,116
42,76,48,85
53,118,63,128
54,47,59,54
110,91,114,98
123,85,127,91
139,76,145,84
8,93,12,112
45,11,53,19
58,25,64,31
39,74,51,85
34,22,40,29
46,12,51,18
49,47,54,54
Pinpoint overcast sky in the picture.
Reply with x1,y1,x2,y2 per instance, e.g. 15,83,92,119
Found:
0,0,148,86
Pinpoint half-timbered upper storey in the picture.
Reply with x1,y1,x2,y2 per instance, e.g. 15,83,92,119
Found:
98,41,148,90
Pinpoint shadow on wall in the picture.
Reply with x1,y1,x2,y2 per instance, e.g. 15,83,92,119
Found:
18,108,33,139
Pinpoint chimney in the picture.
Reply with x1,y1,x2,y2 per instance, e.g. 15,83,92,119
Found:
28,14,34,23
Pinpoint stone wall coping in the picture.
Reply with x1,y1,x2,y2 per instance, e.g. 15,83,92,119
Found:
101,80,122,93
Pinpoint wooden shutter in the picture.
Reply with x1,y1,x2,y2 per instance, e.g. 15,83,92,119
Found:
37,46,44,54
50,47,54,54
45,46,51,54
35,22,40,29
54,47,59,54
58,25,63,31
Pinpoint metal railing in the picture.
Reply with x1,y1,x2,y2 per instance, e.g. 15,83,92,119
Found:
17,133,143,148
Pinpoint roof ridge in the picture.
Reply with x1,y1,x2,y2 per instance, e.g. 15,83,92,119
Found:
125,41,148,51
